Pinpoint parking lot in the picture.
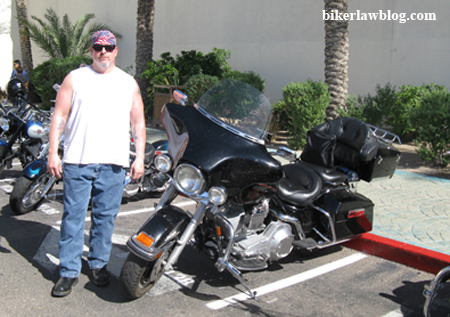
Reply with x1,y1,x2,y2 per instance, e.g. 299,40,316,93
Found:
0,158,442,317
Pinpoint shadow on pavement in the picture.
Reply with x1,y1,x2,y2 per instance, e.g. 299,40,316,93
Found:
380,279,450,317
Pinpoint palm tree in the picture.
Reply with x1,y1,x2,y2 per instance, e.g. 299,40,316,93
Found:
18,8,119,59
135,0,156,101
324,0,349,121
15,0,33,72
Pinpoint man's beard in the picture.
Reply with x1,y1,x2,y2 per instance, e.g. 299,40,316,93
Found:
97,60,112,68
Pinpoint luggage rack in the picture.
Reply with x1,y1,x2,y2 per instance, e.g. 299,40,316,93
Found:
368,124,401,145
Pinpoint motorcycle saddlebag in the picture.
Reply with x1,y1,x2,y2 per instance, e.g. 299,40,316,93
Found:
316,189,374,240
357,142,401,182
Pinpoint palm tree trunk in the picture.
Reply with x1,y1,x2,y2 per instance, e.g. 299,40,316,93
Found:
324,0,349,121
135,0,155,105
15,0,33,72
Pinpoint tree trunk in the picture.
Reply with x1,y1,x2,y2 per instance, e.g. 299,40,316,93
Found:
135,0,155,106
324,0,349,121
15,0,33,72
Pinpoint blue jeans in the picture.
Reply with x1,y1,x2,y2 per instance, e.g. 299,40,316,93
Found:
59,164,125,278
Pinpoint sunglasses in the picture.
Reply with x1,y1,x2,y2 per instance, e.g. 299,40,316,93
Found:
92,45,116,52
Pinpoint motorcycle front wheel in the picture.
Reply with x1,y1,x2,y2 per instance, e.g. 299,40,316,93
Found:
0,144,11,175
119,249,171,300
10,173,53,215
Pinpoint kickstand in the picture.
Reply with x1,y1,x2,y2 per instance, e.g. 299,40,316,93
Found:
220,259,259,301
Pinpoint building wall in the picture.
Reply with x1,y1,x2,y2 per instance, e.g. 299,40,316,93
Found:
0,0,13,93
5,0,450,103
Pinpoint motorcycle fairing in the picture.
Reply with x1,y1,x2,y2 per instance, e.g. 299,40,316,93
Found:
0,139,7,146
126,205,190,261
162,103,283,193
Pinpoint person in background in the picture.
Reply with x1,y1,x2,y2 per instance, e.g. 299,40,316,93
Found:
10,60,28,81
47,30,146,297
15,67,28,91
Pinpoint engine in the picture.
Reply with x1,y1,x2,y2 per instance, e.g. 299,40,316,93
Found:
220,199,294,264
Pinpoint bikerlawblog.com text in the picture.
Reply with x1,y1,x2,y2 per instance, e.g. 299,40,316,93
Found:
323,10,437,24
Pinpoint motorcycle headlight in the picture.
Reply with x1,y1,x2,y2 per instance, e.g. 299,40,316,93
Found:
174,164,205,196
154,154,172,173
0,117,10,131
208,186,227,205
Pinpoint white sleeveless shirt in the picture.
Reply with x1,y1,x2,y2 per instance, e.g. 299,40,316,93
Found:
63,66,135,167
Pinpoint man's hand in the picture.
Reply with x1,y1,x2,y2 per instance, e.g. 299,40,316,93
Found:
129,159,144,181
47,153,63,179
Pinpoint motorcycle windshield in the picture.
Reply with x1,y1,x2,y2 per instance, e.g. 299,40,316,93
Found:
194,79,272,145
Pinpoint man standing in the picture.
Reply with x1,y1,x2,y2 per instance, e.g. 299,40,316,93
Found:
10,59,28,80
47,30,146,297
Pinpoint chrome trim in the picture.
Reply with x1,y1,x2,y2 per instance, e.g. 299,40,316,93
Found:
269,207,306,240
214,213,236,272
173,163,205,196
423,266,450,317
311,204,337,248
164,203,208,270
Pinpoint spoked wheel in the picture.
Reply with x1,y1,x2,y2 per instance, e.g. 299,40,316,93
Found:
119,249,171,300
10,173,53,215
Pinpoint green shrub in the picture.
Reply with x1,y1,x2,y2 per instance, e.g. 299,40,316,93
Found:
280,79,329,150
184,74,219,105
388,84,448,139
271,101,289,136
361,83,397,127
142,48,232,103
183,71,265,106
224,70,265,93
337,94,366,121
411,89,450,167
30,56,92,109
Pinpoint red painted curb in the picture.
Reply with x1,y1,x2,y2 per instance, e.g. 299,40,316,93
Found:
342,233,450,274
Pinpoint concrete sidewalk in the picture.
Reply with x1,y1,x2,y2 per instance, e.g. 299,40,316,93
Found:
344,170,450,274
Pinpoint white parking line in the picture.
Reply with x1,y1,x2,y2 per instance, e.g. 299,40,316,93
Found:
379,308,413,317
206,252,367,310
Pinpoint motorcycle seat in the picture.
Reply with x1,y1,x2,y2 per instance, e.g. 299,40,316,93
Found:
300,162,347,184
130,142,155,165
277,163,322,207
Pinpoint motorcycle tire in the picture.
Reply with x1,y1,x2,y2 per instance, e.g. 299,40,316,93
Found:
119,249,171,300
0,145,10,175
10,173,53,215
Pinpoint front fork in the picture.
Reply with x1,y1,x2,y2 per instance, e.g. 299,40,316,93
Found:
152,182,257,299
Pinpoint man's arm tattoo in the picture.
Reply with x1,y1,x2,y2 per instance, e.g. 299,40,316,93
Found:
132,126,139,142
56,118,66,140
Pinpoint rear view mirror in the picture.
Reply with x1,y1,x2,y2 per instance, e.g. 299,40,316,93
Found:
173,90,188,106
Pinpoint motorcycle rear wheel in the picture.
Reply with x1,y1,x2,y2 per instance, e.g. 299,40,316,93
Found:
10,174,52,215
119,249,171,300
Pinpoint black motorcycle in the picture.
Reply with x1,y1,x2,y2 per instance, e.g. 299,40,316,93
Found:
9,136,169,215
0,79,52,176
119,79,401,300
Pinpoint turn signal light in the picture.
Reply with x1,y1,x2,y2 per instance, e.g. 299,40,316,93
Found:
136,232,154,247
